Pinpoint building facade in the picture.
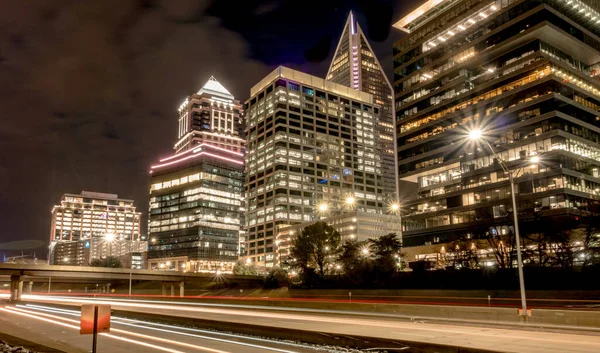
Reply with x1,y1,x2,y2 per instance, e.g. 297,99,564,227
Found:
327,12,398,198
275,211,403,265
148,77,245,273
49,191,142,243
50,238,147,268
393,0,600,251
243,66,386,268
174,76,244,154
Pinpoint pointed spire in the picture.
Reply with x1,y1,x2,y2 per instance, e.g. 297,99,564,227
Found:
197,76,234,100
349,10,357,35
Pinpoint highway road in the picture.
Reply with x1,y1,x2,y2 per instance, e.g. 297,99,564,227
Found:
0,301,355,353
4,294,600,353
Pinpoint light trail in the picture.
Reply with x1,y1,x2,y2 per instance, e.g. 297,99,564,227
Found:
17,304,302,353
7,306,230,353
20,295,600,349
0,307,186,353
23,304,307,352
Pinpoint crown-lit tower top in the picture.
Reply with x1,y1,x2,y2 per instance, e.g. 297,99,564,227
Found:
174,76,244,153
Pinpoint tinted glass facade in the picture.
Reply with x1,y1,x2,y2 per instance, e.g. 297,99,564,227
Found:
327,13,398,197
393,0,600,247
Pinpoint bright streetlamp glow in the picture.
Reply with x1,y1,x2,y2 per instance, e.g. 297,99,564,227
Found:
166,261,171,266
245,258,252,264
63,257,69,263
105,233,116,242
345,196,356,206
469,129,482,140
317,202,329,213
361,248,369,256
530,155,540,163
391,203,400,212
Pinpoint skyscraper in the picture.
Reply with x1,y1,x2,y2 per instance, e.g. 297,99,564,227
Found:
244,66,384,268
174,76,244,154
148,77,245,273
393,0,600,263
327,11,398,198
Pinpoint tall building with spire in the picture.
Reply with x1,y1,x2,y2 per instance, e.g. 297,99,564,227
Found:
147,76,245,273
327,11,398,199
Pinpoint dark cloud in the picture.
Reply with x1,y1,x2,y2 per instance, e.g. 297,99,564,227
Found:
0,0,418,259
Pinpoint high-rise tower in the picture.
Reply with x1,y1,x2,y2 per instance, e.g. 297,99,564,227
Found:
327,12,398,199
393,0,600,266
174,76,244,154
243,66,384,268
148,76,245,273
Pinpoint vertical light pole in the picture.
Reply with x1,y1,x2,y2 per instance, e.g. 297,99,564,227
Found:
128,236,133,297
469,129,529,316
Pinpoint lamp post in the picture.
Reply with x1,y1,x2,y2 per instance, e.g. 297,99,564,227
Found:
390,202,403,240
469,129,532,317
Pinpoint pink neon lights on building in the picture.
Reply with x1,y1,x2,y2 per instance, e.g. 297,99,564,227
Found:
151,143,243,170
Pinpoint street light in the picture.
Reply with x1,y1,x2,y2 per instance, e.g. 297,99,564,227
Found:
469,128,530,317
344,196,356,209
317,202,329,214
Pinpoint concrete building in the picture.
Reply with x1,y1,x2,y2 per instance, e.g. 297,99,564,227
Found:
49,238,147,268
327,11,398,197
275,211,402,265
243,66,388,268
393,0,600,257
49,191,142,243
148,76,245,273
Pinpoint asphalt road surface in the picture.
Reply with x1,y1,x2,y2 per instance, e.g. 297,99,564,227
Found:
0,302,352,353
7,294,600,353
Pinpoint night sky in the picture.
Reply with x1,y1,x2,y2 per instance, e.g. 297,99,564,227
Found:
0,0,420,259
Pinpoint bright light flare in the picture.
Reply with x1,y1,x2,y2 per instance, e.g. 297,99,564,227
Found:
469,129,482,140
530,155,540,163
317,202,329,213
345,196,356,206
105,233,116,242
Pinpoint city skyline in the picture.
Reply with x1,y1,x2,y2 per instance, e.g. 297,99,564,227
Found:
0,1,412,258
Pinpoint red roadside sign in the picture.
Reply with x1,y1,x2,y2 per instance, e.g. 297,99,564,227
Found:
80,304,111,334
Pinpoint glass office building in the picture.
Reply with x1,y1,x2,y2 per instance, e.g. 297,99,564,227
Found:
327,12,398,197
148,77,245,272
243,66,385,267
393,0,600,252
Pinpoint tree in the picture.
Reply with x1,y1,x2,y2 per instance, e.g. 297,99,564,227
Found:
263,267,290,288
578,212,600,267
337,240,372,284
233,261,259,276
369,233,403,274
443,238,481,269
288,221,340,277
90,256,123,268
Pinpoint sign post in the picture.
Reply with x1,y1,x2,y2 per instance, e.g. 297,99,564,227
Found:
80,304,110,353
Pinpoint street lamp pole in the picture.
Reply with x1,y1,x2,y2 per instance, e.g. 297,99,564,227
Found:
128,238,133,297
475,135,528,316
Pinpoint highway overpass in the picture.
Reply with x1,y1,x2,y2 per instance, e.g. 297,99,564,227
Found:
0,264,263,300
